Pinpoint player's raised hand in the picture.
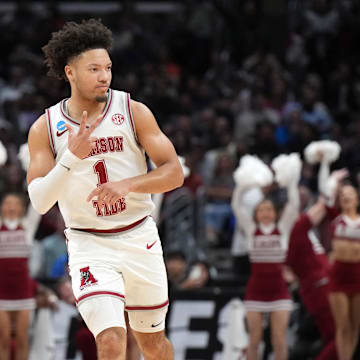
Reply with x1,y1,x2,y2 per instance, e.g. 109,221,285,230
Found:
65,111,102,159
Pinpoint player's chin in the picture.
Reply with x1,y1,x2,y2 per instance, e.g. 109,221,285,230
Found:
95,87,108,102
95,94,108,103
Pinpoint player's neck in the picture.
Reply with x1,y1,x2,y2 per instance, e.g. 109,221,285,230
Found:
67,93,107,122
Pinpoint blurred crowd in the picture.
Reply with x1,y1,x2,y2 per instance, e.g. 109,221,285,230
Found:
1,0,360,359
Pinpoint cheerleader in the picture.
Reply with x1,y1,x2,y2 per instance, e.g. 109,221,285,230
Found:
231,154,300,360
315,140,360,360
0,193,40,360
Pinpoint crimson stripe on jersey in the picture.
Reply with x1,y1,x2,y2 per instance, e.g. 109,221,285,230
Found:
125,299,169,311
59,89,113,126
102,88,113,119
126,93,139,144
60,100,80,126
76,290,125,304
72,216,147,234
46,108,56,156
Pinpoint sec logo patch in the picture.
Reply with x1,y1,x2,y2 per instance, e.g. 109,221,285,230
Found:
112,113,125,125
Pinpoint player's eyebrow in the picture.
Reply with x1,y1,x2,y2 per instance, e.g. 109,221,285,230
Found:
88,62,112,67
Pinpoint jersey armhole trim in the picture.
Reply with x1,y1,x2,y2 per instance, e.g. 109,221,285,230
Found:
45,108,56,157
126,93,140,145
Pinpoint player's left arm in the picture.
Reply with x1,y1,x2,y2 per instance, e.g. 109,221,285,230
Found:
130,100,184,192
88,100,184,206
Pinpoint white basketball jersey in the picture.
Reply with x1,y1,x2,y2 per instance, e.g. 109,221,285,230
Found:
46,89,154,229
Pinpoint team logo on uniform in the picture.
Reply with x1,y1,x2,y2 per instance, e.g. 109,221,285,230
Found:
112,113,125,125
56,120,68,137
79,266,98,290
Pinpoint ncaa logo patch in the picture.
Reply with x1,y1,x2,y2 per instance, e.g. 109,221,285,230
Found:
56,120,66,131
112,113,125,125
56,120,68,137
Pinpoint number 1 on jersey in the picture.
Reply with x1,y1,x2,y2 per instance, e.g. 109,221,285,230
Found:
93,160,109,186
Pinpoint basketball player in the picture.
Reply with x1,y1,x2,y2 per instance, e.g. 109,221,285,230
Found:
231,176,299,360
0,193,40,360
286,196,337,360
26,19,183,360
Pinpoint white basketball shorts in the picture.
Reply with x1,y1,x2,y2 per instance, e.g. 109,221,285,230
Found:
65,216,169,338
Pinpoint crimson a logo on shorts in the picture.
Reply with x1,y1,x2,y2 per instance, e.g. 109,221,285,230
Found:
112,113,125,125
79,266,98,290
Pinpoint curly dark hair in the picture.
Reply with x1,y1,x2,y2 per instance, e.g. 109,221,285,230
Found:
42,18,113,81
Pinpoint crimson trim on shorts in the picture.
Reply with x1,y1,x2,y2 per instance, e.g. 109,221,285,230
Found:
125,299,169,311
76,291,125,304
46,108,56,156
72,216,147,233
60,89,113,126
126,93,139,144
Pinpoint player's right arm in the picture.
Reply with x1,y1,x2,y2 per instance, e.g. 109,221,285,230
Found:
27,111,100,215
27,115,56,184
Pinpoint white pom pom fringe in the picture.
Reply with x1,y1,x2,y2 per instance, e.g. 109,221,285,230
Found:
271,153,302,187
18,143,30,171
304,140,341,164
233,155,273,187
178,156,190,178
0,141,7,166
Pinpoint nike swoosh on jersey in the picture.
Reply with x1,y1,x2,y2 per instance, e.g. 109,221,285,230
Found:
59,163,70,171
146,241,157,250
56,129,69,137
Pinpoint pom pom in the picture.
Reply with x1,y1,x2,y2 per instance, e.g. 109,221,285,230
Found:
304,140,341,164
178,156,190,179
0,141,7,166
233,155,273,187
18,143,30,171
271,153,302,187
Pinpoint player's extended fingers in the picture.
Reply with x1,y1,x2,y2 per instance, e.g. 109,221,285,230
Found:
88,114,103,134
79,111,88,133
89,137,98,147
87,187,101,202
103,193,115,207
97,187,109,206
108,194,119,208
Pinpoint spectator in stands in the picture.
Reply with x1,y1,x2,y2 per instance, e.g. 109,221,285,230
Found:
39,206,67,279
204,152,235,246
165,251,211,291
51,277,81,360
300,82,333,135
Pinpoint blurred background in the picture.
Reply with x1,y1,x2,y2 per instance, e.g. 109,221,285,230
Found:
1,0,360,359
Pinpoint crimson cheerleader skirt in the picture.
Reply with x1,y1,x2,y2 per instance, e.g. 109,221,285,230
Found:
329,260,360,296
244,263,292,312
0,259,36,311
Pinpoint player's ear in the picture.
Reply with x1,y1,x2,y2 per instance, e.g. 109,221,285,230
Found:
64,64,73,82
